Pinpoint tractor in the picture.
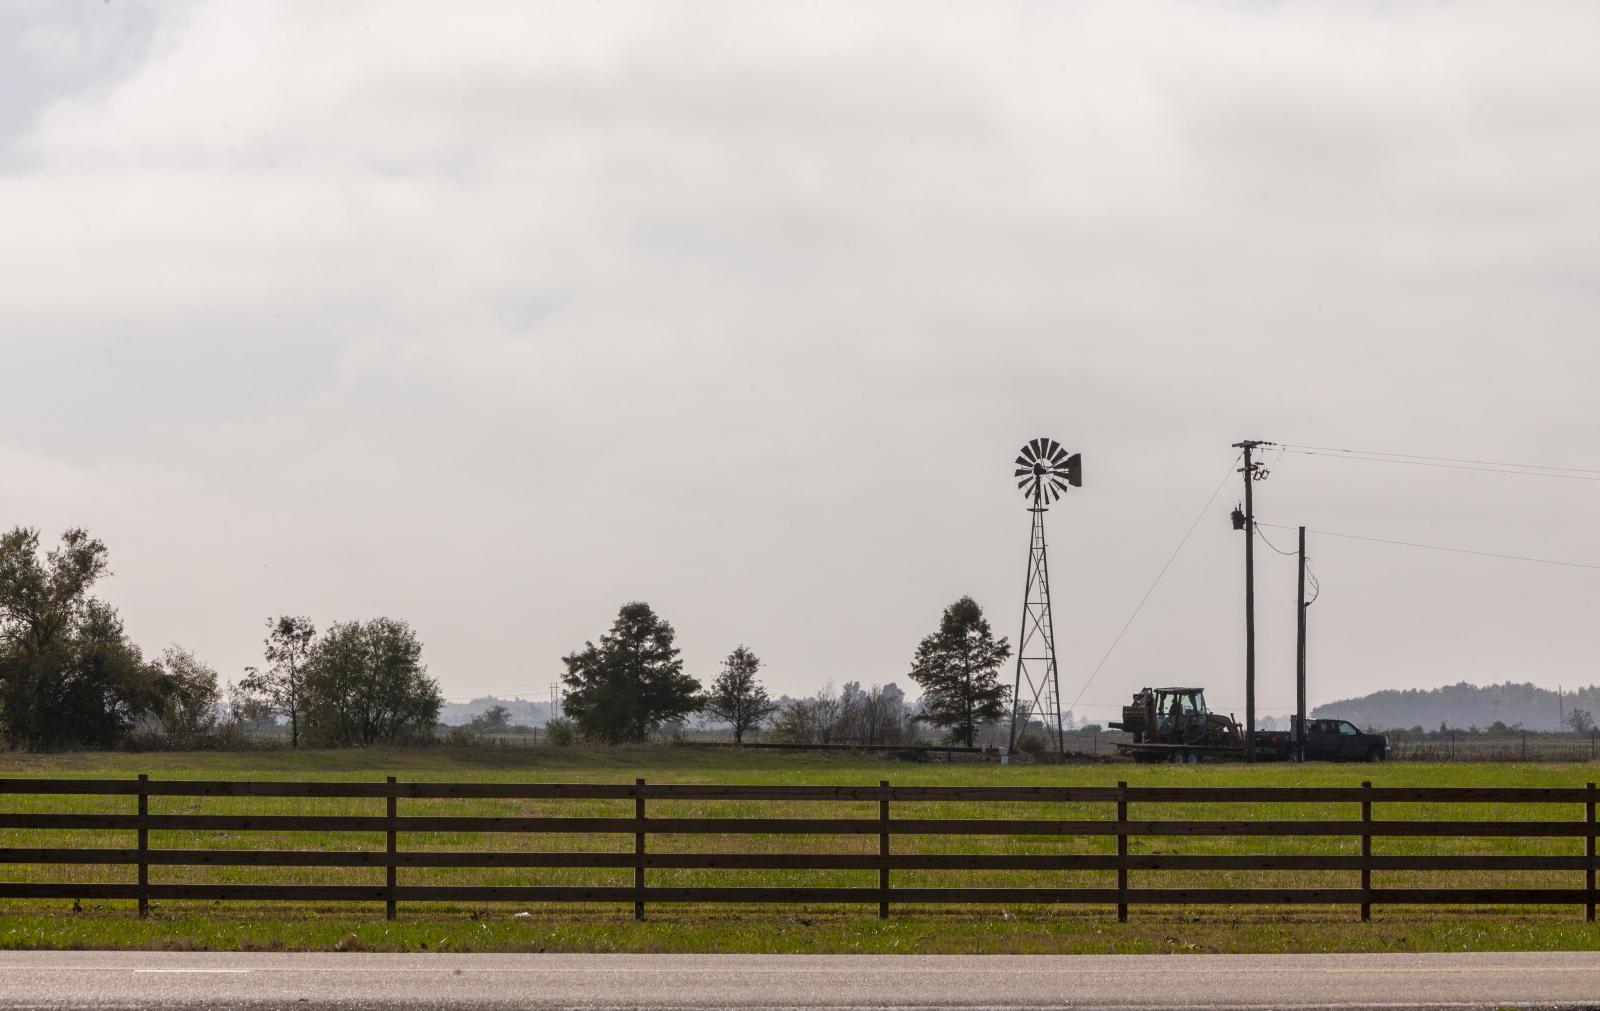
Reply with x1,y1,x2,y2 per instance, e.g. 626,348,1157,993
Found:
1108,686,1245,763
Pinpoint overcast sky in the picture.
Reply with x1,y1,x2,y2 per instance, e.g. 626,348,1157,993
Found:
3,1,1598,721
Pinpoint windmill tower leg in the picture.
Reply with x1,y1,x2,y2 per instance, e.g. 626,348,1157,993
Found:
1010,506,1064,756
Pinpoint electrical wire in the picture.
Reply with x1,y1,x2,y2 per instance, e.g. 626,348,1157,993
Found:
1064,454,1242,715
1254,525,1299,557
1277,443,1600,477
1275,446,1600,483
1259,522,1600,571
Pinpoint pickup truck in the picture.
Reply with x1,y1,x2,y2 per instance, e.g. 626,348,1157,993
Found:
1255,718,1389,762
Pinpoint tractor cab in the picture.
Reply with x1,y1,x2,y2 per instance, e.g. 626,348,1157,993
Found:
1151,687,1210,741
1153,687,1207,733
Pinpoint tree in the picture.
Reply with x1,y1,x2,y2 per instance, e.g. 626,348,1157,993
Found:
0,527,164,749
236,616,315,746
300,618,442,746
560,602,702,744
703,645,778,744
466,704,512,734
156,646,220,744
1568,708,1595,734
907,595,1012,747
771,689,836,745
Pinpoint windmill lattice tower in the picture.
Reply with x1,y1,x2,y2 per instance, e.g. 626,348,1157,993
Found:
1009,438,1081,755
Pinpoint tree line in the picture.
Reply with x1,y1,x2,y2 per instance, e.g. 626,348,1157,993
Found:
557,595,1015,748
1,527,1019,751
0,528,442,750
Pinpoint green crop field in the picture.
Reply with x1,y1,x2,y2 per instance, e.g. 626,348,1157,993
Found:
2,747,1599,955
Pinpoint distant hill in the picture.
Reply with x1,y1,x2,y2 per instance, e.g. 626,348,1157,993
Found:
439,695,554,728
1312,681,1600,732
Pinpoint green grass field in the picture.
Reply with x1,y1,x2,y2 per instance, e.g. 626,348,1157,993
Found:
2,747,1598,954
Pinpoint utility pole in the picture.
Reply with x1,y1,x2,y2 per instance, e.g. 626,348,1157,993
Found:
1296,525,1308,763
1231,440,1271,763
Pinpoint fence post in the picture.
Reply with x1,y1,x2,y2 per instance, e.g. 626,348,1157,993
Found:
1587,782,1596,923
386,776,397,921
878,780,890,920
1360,780,1372,922
876,780,889,915
634,778,646,921
1115,780,1128,923
136,774,149,919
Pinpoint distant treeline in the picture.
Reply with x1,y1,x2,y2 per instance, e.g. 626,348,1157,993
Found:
0,527,443,751
2,528,1038,752
1313,681,1600,733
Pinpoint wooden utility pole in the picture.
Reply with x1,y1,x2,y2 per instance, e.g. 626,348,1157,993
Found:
1232,440,1270,763
1296,525,1308,763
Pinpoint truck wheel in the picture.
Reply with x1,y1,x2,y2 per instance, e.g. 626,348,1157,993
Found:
1170,752,1183,764
1185,751,1199,764
1366,746,1384,763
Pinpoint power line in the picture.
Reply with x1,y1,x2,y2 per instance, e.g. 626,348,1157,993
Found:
1260,522,1600,571
1278,442,1600,477
1065,454,1242,715
1255,525,1299,557
1276,446,1600,483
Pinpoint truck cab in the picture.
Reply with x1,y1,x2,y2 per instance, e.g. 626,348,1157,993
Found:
1299,718,1388,762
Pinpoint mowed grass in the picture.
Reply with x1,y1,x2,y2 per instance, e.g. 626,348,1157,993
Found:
2,747,1599,953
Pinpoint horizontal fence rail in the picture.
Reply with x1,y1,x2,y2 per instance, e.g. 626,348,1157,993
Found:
0,777,1595,922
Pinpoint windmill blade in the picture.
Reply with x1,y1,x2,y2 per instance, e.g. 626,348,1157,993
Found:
1050,443,1068,465
1019,444,1038,463
1029,438,1044,459
1014,468,1033,478
1017,477,1033,490
1043,438,1061,461
1050,477,1069,497
1015,454,1032,468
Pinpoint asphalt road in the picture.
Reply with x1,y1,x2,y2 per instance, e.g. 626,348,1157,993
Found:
0,950,1598,1010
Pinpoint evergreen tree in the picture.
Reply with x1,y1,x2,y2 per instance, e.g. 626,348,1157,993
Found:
703,645,778,744
907,595,1011,747
561,602,702,743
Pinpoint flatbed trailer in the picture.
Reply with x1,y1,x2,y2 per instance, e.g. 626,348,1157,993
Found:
1116,740,1248,763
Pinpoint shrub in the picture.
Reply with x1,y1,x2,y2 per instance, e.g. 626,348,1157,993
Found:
544,717,576,746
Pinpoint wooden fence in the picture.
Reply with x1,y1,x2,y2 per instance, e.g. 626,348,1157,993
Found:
1,777,1597,922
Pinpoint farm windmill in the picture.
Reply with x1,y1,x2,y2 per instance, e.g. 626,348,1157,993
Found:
1009,438,1081,754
